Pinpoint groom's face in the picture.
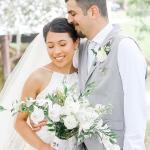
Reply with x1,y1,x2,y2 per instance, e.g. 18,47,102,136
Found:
66,0,90,38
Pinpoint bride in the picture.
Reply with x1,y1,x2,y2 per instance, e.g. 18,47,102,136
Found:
0,18,81,150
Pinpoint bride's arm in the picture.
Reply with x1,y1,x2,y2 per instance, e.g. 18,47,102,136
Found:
15,71,53,150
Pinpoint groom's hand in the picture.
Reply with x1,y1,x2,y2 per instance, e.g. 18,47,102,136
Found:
30,119,47,131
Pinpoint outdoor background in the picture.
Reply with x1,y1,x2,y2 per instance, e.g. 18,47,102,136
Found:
0,0,150,149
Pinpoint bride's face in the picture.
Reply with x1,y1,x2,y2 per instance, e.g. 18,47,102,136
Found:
46,31,78,68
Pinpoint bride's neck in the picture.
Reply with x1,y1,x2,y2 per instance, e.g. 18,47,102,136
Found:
47,63,76,74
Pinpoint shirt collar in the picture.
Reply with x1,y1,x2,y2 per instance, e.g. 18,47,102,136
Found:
90,23,113,46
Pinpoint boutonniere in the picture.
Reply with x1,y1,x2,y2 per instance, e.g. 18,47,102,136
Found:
92,40,112,63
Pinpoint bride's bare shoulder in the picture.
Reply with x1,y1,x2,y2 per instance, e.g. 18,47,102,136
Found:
26,67,52,85
22,67,52,98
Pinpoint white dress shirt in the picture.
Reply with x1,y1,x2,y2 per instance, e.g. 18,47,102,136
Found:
87,24,113,72
73,24,147,149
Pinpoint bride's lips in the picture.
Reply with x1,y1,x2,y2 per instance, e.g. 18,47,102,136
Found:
55,56,65,62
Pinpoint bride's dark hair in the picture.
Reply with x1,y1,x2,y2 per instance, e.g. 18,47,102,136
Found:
43,18,79,42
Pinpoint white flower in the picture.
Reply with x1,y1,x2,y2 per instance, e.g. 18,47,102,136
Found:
76,107,99,130
95,104,104,112
62,97,80,115
49,104,62,122
47,100,53,110
95,104,103,109
12,100,23,112
36,99,47,106
30,106,45,124
63,115,78,129
36,99,52,109
97,48,107,62
25,98,36,107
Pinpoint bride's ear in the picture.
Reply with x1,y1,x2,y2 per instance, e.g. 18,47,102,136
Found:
75,38,80,50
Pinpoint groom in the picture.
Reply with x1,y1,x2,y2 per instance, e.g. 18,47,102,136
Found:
64,0,147,150
32,0,147,149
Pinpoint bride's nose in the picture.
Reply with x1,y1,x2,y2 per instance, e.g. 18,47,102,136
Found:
53,47,62,54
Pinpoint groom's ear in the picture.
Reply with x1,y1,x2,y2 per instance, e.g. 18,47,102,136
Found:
87,5,101,19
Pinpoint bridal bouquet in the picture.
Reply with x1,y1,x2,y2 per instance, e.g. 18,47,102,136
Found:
0,82,120,150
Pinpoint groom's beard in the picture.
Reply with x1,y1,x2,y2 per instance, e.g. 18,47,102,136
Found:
72,23,86,38
77,31,86,38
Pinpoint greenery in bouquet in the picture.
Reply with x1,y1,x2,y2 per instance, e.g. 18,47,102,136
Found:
0,80,120,149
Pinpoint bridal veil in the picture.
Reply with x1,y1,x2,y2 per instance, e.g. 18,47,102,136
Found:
0,32,50,149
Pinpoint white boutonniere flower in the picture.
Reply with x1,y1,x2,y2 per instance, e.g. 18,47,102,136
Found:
93,40,112,63
97,47,108,62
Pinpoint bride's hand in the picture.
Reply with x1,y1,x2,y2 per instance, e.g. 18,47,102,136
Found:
39,143,54,150
30,119,48,131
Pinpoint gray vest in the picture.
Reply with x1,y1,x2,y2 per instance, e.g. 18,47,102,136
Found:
78,26,127,150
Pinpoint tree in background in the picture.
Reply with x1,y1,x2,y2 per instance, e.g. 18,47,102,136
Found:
0,0,66,79
116,0,150,36
127,0,150,36
0,0,65,34
0,0,65,53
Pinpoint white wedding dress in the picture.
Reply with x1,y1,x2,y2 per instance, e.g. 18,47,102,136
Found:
34,70,78,150
1,70,78,150
0,33,83,150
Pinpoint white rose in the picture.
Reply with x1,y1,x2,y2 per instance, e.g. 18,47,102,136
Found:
47,100,53,110
76,107,98,130
61,106,71,116
49,104,62,122
64,115,78,129
87,107,99,119
63,98,80,115
30,106,45,124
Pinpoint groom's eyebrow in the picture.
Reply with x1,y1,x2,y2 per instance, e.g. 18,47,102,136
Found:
68,10,74,14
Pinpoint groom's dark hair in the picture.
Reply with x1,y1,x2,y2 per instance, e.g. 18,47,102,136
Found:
43,18,78,42
65,0,108,17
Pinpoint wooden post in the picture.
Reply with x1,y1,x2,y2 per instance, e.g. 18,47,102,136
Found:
124,0,128,11
0,35,11,79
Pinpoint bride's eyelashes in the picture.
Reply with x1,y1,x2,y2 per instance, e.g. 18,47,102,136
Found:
47,42,67,49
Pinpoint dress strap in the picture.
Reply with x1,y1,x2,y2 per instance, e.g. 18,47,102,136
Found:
41,67,52,73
